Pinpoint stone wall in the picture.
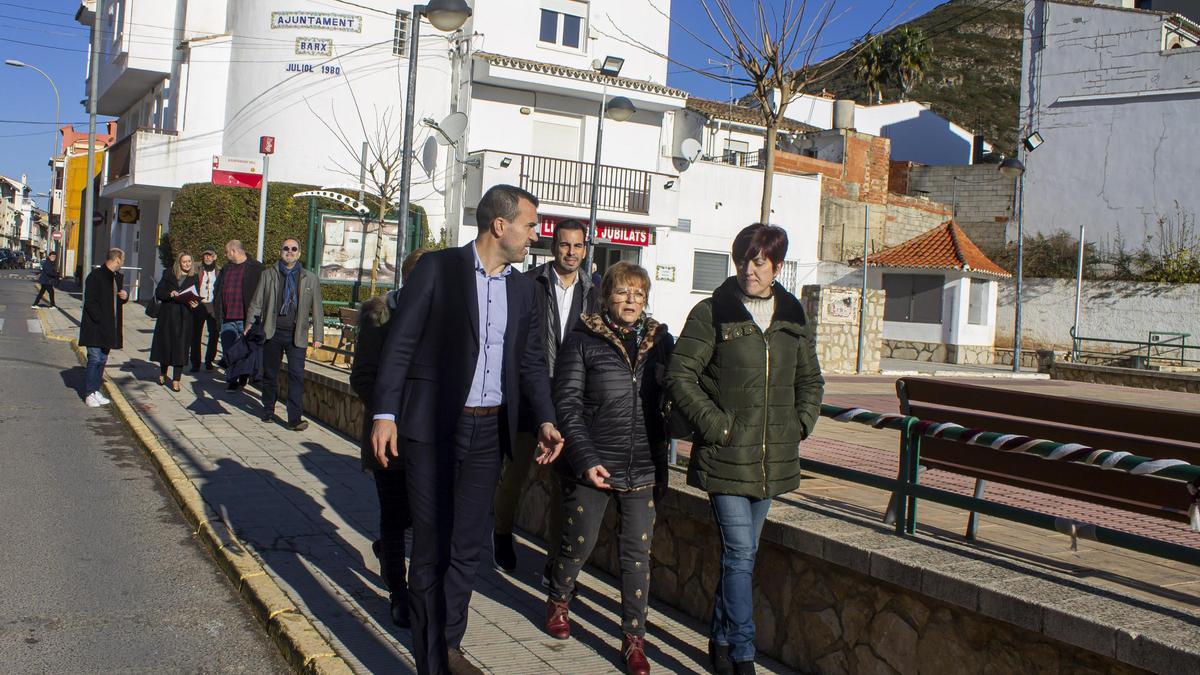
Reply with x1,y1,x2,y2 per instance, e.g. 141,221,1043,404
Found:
818,196,952,262
512,469,1158,675
1050,361,1200,394
901,163,1015,258
801,284,884,374
882,339,947,363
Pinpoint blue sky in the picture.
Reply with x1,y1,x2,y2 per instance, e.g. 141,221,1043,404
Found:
0,0,943,208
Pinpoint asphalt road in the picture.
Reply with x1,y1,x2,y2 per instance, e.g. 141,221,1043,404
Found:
0,270,287,673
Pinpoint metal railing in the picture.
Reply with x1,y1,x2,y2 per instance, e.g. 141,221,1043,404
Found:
701,149,766,169
1069,328,1200,368
518,154,652,215
805,403,1200,567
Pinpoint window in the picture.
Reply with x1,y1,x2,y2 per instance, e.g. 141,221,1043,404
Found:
967,277,988,325
531,110,583,160
778,260,799,295
393,10,411,55
724,139,749,155
882,273,943,323
539,7,585,49
693,251,729,292
675,218,691,232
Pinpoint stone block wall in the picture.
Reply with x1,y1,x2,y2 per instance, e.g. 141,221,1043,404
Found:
819,196,952,262
902,164,1016,258
801,284,884,374
883,340,996,365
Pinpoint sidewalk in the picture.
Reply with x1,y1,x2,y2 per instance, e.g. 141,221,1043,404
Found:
39,293,788,673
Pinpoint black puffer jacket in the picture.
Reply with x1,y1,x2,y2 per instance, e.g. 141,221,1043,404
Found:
554,314,673,491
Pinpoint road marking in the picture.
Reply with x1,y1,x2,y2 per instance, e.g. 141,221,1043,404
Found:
0,318,4,333
27,319,42,334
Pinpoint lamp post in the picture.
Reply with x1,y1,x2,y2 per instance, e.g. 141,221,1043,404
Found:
1000,156,1026,373
392,0,472,287
582,56,636,279
6,60,60,258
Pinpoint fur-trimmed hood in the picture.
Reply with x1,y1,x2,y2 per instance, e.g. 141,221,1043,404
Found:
710,276,807,329
580,313,668,366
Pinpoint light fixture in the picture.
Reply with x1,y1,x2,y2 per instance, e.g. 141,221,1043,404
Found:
519,106,532,115
595,56,625,77
998,157,1025,179
499,156,512,168
1023,132,1044,152
606,96,636,122
5,59,25,67
424,0,472,32
663,180,675,189
714,201,723,209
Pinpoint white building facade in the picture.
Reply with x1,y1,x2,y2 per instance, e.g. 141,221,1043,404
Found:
1020,0,1200,248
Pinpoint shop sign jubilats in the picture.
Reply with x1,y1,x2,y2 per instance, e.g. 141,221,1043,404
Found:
271,11,362,33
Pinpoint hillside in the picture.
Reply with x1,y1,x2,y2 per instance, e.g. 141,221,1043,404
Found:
812,0,1024,152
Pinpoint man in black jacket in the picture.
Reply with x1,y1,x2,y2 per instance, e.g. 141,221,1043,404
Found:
79,248,128,407
213,239,264,390
31,251,60,308
492,219,598,577
370,185,564,675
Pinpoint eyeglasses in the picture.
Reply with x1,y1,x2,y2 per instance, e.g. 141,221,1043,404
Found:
611,288,646,303
281,246,299,252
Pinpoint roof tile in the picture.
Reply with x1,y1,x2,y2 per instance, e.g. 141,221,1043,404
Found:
861,220,1011,277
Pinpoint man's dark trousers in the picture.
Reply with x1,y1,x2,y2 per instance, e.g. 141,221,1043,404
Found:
191,304,220,368
405,410,502,674
33,283,55,307
261,328,305,423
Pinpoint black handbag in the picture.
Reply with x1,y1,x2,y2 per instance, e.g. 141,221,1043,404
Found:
144,296,161,318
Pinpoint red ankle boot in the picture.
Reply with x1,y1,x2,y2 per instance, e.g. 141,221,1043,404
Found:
623,633,651,675
545,598,571,639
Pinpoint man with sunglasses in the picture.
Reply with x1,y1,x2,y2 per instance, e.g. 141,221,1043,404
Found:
247,237,324,431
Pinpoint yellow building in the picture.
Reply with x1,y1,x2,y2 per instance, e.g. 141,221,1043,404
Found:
51,122,115,278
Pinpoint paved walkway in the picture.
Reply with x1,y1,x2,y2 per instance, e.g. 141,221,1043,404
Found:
39,290,788,674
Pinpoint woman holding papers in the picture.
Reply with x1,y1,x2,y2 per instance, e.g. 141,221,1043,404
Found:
151,252,201,391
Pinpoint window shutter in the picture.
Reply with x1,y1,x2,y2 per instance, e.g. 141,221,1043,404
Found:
692,252,729,292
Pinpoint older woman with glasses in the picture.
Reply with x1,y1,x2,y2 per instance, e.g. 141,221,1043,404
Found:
666,223,824,674
545,261,673,675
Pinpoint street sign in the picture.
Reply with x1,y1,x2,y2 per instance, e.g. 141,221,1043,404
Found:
52,231,62,241
260,136,276,155
212,155,263,189
539,215,654,247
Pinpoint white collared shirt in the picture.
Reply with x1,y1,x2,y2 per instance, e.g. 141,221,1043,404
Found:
552,268,579,342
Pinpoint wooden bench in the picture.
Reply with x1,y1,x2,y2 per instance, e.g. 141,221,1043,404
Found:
332,307,359,367
890,377,1200,539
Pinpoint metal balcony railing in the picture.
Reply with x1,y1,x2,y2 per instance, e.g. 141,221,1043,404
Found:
702,149,766,169
518,154,652,215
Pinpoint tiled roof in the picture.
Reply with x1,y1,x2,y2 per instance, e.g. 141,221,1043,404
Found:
861,220,1011,277
685,97,820,134
474,52,689,99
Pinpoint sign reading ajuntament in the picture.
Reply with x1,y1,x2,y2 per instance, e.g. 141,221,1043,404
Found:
271,11,362,33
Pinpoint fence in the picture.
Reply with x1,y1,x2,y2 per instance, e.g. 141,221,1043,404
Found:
1069,329,1200,369
802,403,1200,567
519,154,652,214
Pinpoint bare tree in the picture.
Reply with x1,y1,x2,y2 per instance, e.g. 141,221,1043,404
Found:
603,0,901,222
311,102,409,298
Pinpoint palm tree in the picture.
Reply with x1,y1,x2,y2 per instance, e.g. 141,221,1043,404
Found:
890,27,933,100
854,35,888,104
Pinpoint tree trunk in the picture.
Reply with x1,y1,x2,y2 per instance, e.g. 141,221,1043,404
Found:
759,120,780,224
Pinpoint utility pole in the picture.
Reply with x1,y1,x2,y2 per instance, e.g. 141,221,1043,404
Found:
352,140,369,306
255,136,276,262
856,204,869,374
80,5,101,281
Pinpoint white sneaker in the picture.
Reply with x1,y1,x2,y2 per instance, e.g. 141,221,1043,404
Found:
95,391,111,404
84,392,104,407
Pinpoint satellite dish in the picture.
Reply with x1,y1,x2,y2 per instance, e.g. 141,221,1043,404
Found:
420,137,440,175
679,138,703,163
434,112,468,146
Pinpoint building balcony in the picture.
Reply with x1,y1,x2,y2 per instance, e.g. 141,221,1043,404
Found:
464,150,679,228
701,149,767,169
103,127,213,199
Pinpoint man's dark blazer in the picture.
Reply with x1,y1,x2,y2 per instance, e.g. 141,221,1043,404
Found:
372,243,556,455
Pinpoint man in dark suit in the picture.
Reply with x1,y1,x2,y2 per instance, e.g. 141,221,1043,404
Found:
371,184,564,675
213,239,264,390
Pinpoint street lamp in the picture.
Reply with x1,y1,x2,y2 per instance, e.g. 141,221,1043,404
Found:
6,59,60,257
999,156,1026,372
582,56,637,279
392,0,472,287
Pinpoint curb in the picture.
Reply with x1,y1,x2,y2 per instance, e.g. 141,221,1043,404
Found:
39,310,354,675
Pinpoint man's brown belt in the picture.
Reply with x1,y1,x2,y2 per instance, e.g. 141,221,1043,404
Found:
462,405,501,417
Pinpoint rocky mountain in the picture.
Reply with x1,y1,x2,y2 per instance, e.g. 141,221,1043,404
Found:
811,0,1024,152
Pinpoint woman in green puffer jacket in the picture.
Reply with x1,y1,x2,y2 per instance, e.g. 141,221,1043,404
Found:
665,223,824,674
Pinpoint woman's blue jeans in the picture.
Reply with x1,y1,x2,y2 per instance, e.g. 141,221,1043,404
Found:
709,493,771,662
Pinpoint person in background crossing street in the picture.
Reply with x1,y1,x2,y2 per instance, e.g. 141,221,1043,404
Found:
370,185,563,675
247,237,324,431
190,247,221,372
350,247,429,631
492,218,599,580
544,261,673,675
31,250,59,308
78,248,128,408
666,224,824,675
150,252,200,392
214,239,264,391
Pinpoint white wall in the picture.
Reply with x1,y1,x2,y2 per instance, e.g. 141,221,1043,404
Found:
996,277,1200,349
1020,1,1200,248
469,0,670,84
646,161,821,331
859,267,998,346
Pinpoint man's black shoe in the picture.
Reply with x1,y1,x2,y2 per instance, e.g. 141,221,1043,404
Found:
226,380,242,392
492,532,517,573
732,660,756,675
285,420,309,432
205,363,215,371
189,365,200,374
709,641,734,674
446,647,483,675
260,412,273,423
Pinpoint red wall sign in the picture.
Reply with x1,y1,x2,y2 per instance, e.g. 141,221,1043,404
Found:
259,136,276,155
539,215,654,247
